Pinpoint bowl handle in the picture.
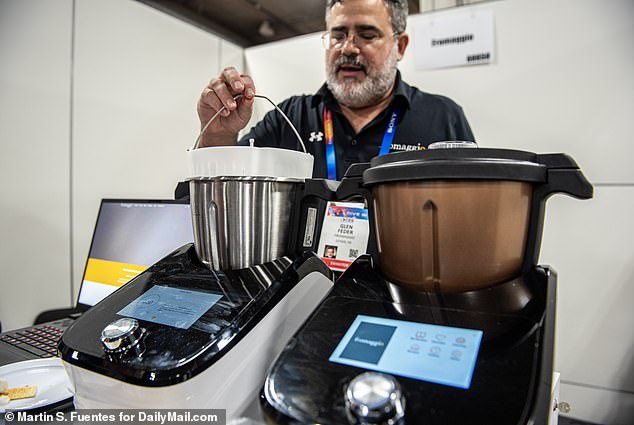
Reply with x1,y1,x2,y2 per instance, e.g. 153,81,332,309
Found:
540,168,593,200
523,154,594,273
192,94,307,153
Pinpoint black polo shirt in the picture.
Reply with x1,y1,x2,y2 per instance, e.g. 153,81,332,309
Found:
239,72,474,179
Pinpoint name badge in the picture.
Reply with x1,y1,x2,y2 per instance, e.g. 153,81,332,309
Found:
317,202,369,271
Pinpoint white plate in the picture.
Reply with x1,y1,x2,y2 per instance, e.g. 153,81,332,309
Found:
0,358,73,412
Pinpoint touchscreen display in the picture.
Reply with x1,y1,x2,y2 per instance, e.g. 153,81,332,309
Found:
118,285,222,329
329,315,483,389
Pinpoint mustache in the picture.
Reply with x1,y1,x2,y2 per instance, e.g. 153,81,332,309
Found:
335,55,368,73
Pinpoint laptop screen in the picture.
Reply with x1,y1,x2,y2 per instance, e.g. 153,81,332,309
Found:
76,199,194,309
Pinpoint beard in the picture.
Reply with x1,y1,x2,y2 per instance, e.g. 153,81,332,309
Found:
326,44,399,108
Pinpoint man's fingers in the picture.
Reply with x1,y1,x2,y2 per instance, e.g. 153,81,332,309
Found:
200,87,224,112
236,95,254,123
198,68,255,130
239,74,256,99
210,80,237,114
220,67,247,94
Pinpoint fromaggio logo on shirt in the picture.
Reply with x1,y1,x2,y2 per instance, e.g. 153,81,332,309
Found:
390,143,426,152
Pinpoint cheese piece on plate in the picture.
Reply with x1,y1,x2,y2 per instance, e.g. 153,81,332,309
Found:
3,385,38,400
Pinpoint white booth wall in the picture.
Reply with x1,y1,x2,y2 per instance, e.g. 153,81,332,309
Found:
244,0,634,423
0,0,242,329
0,0,73,331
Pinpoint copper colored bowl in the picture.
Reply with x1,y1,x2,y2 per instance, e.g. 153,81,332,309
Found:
337,147,593,295
373,180,533,293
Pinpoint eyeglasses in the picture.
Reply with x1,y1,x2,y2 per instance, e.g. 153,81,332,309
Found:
321,29,398,50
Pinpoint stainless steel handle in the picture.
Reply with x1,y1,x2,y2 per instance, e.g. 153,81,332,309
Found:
192,94,307,153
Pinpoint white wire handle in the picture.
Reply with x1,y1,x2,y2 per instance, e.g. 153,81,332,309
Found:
192,94,307,153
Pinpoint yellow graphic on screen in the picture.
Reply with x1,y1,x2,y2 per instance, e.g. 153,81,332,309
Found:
84,258,148,287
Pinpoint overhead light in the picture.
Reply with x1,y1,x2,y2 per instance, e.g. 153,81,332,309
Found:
258,20,275,38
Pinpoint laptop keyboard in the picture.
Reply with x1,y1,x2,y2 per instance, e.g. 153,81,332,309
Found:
0,318,74,358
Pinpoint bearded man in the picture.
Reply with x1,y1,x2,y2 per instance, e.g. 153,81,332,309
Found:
197,0,474,179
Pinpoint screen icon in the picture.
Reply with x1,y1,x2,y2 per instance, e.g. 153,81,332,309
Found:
340,322,397,364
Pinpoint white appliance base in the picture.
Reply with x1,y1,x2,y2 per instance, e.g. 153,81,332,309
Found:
63,271,333,420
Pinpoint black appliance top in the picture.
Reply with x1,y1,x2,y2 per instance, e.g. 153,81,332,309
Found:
261,256,556,425
362,148,583,185
58,244,330,387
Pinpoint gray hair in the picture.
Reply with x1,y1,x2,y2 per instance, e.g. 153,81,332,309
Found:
325,0,409,35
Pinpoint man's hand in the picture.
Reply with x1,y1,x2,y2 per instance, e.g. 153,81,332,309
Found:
197,67,256,147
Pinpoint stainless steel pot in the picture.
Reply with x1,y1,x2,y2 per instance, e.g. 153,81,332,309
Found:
187,94,314,270
189,177,303,270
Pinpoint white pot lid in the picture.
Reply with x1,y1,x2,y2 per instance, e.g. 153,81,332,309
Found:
188,145,314,179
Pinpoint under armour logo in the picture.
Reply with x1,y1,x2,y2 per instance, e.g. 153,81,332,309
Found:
308,131,324,142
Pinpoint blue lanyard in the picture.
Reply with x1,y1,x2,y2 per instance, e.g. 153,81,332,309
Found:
323,106,400,180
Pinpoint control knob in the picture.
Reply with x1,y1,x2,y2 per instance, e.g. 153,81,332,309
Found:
100,318,145,355
345,372,405,424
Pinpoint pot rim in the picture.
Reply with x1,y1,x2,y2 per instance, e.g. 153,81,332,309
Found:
363,158,547,186
186,176,305,183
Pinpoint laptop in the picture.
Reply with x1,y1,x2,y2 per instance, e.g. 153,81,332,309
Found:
0,199,194,365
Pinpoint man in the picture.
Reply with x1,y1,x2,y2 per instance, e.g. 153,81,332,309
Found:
197,0,474,179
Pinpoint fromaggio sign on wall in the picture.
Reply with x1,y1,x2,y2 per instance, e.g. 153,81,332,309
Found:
413,10,495,70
